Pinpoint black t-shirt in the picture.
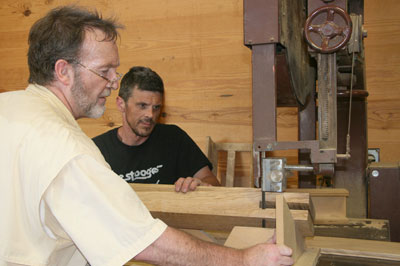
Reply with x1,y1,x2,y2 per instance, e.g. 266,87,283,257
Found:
93,124,212,184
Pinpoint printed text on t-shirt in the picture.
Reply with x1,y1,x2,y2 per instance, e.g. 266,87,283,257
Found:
120,165,163,182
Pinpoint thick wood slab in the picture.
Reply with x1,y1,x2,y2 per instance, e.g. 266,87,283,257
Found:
287,188,348,223
131,184,314,235
314,218,390,241
306,236,400,261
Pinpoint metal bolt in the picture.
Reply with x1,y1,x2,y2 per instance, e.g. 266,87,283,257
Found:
270,170,283,183
371,170,379,177
362,29,368,38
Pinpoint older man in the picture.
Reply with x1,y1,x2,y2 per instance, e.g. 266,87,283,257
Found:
0,6,293,266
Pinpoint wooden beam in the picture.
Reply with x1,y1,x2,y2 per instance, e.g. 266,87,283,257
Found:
131,184,313,235
133,184,311,210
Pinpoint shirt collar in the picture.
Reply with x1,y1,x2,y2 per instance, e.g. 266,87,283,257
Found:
26,83,80,128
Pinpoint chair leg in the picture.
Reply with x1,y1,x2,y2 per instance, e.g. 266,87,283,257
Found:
225,150,236,187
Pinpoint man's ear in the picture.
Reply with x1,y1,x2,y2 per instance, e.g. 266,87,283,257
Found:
116,96,126,112
54,59,74,86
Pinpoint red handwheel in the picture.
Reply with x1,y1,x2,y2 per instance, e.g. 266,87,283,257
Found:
304,5,352,53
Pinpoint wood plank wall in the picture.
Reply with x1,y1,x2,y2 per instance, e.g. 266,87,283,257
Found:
0,0,398,187
364,1,400,162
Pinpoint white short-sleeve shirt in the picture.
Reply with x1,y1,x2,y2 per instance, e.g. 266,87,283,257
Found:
41,154,167,266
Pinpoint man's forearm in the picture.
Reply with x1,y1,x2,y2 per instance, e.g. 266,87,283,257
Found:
134,227,244,266
193,166,220,186
199,175,220,186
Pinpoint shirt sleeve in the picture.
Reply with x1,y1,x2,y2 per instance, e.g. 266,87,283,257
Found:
176,128,213,177
42,154,167,266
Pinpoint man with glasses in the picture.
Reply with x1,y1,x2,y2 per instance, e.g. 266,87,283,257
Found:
0,5,293,266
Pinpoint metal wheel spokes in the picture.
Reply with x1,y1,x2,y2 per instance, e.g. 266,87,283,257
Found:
304,6,352,53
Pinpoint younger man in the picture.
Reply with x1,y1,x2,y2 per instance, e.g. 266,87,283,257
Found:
93,66,220,192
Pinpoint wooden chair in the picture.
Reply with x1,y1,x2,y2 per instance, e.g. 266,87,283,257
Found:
205,136,253,187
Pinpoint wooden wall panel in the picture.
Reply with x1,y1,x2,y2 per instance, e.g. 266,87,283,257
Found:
0,0,399,186
364,0,400,162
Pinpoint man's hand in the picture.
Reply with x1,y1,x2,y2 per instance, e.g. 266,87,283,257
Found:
243,243,293,266
174,177,211,193
243,232,294,266
135,227,293,266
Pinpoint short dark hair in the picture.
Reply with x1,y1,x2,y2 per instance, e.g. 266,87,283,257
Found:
119,66,164,102
27,5,123,85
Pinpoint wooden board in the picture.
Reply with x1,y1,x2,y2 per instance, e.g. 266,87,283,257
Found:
276,194,305,262
224,226,275,249
131,184,313,235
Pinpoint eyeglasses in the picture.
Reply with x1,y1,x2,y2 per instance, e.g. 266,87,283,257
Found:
75,61,122,84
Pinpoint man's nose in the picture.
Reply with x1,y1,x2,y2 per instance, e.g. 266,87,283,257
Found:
107,80,119,91
144,107,155,118
106,71,122,90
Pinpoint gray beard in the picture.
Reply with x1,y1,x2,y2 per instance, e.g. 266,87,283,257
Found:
71,71,105,118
